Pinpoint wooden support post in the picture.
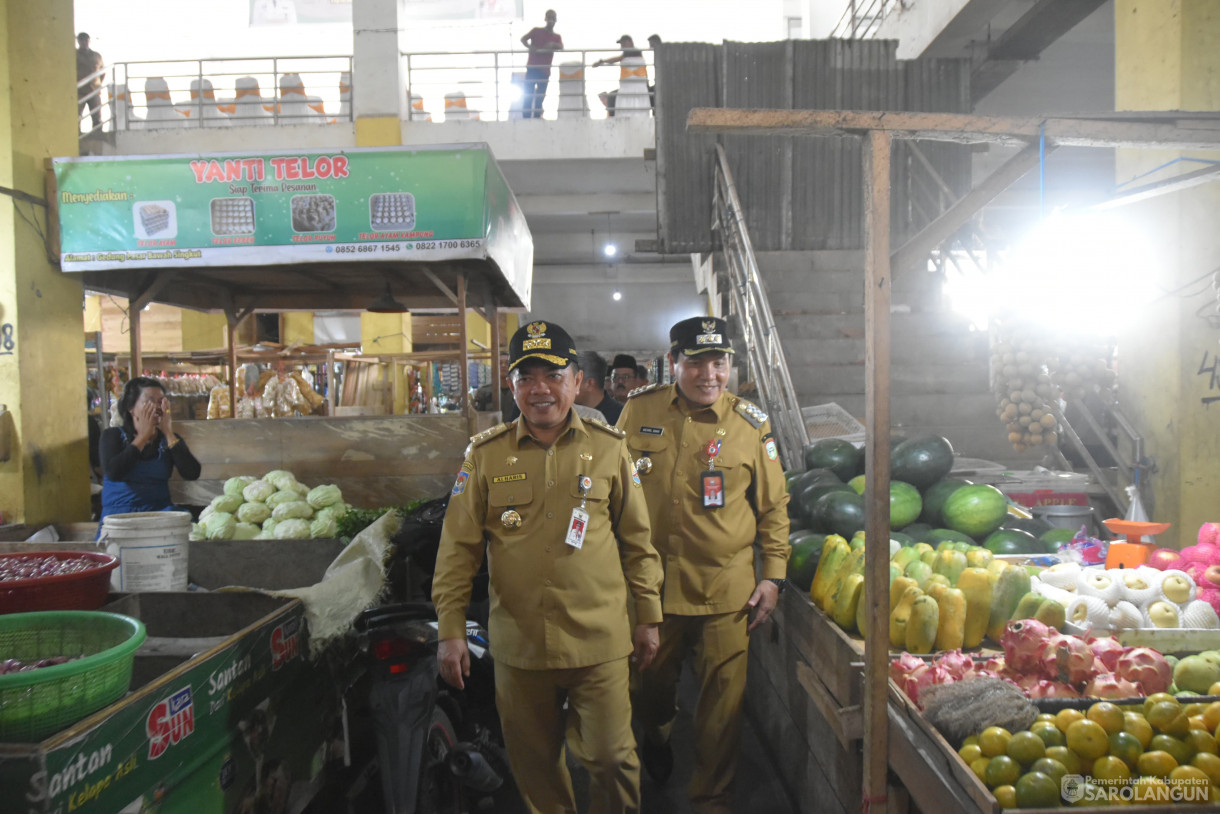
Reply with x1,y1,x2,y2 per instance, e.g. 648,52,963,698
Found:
487,293,502,415
862,128,893,814
327,350,337,415
128,307,143,378
226,311,239,419
456,274,473,434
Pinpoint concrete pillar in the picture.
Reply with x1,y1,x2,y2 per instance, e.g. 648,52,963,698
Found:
0,0,91,523
353,0,407,146
1115,0,1220,545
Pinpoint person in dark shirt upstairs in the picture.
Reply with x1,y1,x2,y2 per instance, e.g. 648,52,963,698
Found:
98,377,201,528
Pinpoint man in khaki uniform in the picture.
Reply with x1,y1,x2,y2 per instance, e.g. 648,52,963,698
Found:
433,320,664,814
617,316,789,814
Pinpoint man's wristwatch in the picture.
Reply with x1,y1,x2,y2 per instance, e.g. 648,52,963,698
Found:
766,578,787,594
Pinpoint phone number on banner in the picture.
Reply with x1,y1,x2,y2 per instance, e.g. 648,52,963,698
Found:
330,239,484,255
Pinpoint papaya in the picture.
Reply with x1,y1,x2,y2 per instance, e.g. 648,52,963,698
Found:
911,542,934,557
905,595,940,653
849,531,866,551
926,581,950,604
934,587,967,651
903,559,933,591
920,548,938,566
832,572,865,631
925,573,951,593
1034,598,1067,630
965,547,994,570
889,576,918,611
932,549,969,585
957,567,993,649
888,563,902,584
820,547,865,613
987,559,1011,577
889,585,923,649
1010,591,1048,623
986,565,1033,644
809,535,850,609
855,581,870,639
892,546,921,571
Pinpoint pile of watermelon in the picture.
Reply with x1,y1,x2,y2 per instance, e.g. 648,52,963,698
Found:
786,434,1064,592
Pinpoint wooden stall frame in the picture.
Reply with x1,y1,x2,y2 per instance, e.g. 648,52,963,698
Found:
689,106,1220,813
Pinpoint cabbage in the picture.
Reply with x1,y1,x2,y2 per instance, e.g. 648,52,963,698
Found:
201,511,236,540
264,470,297,491
189,523,205,541
209,494,243,514
255,526,275,539
288,479,310,496
243,479,275,503
261,518,278,535
266,490,301,509
233,522,261,540
236,502,271,525
199,504,216,521
272,501,313,521
310,515,337,539
306,484,343,509
224,476,256,497
273,518,310,539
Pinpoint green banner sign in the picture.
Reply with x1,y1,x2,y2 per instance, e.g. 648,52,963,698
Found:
53,144,533,307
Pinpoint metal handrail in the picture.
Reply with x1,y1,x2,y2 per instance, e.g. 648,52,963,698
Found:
829,0,905,39
711,145,810,469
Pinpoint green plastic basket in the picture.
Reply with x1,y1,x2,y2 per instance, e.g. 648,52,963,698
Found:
0,611,146,742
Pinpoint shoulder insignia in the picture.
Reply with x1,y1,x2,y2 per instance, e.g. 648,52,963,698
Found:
733,398,768,429
627,383,663,400
585,417,626,438
470,423,512,448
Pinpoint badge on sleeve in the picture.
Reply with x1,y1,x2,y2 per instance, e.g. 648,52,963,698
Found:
452,471,470,495
764,438,778,461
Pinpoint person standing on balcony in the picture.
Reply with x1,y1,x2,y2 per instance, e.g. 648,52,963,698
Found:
76,33,105,131
520,9,563,118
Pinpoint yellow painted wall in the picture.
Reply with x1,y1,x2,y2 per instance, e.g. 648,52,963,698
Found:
180,309,227,351
360,311,413,413
0,0,92,522
1115,0,1220,546
280,312,315,345
466,311,489,352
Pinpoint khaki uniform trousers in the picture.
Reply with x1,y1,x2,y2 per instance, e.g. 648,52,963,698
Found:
496,657,642,814
634,612,748,814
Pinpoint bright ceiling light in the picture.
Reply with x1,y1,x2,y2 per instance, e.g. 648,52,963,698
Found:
604,243,617,257
612,289,622,301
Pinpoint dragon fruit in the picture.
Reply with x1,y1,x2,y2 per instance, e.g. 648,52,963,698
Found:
1116,647,1173,694
935,650,975,680
1087,637,1127,672
1002,619,1053,673
902,664,952,707
1041,634,1096,687
1082,673,1142,699
1027,679,1082,699
890,652,926,686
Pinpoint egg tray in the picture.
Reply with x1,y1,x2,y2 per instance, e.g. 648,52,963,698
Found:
210,197,256,235
368,192,417,230
137,203,170,236
291,194,336,233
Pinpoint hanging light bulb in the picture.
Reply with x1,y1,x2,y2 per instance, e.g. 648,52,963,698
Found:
612,289,622,301
604,243,617,257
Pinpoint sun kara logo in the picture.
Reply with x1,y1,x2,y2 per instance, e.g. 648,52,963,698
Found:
147,687,196,759
271,618,302,670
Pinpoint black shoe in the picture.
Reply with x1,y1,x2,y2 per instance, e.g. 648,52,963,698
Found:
641,737,673,786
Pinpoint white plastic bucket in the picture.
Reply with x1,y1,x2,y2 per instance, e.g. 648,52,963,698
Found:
1033,504,1096,537
101,511,191,591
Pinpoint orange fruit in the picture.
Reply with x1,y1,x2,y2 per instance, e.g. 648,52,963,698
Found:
1015,771,1061,808
1209,681,1220,696
985,755,1022,789
1046,746,1082,775
993,784,1017,810
1030,757,1069,787
1144,692,1179,715
1136,749,1179,779
1190,715,1208,732
970,756,991,783
1087,701,1125,736
1185,728,1217,757
1007,730,1046,766
1066,719,1110,761
1091,755,1131,783
1031,720,1066,749
1191,751,1220,786
1107,730,1144,769
1147,700,1191,738
979,726,1013,758
1036,712,1058,725
1056,708,1086,733
1123,711,1154,749
1131,776,1170,804
962,734,980,748
959,743,983,764
1150,733,1194,766
1202,701,1220,732
1168,766,1211,802
1185,702,1208,718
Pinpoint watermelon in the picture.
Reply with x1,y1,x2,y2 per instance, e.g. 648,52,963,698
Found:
920,528,976,547
900,522,933,540
919,478,972,526
787,533,829,591
798,483,855,526
803,439,861,482
789,468,841,496
812,490,866,539
889,531,916,547
789,528,816,545
1039,528,1076,552
890,435,955,491
1000,515,1054,538
982,528,1041,555
889,481,923,529
941,484,1008,539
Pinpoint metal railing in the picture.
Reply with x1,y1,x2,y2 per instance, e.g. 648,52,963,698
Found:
829,0,907,39
711,144,810,469
85,55,353,132
404,48,655,122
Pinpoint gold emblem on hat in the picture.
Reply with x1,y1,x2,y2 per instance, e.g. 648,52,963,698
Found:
702,319,717,332
635,456,653,475
526,321,547,337
501,509,522,529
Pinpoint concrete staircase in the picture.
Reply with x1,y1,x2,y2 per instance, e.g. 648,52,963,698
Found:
756,250,1042,468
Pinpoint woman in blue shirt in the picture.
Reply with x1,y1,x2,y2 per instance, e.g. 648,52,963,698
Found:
98,377,201,525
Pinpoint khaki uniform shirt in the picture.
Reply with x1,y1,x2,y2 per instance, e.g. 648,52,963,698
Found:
432,410,663,670
617,385,790,615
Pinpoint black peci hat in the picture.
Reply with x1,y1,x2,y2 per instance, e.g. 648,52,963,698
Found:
617,35,634,44
610,354,637,371
508,320,578,372
669,316,734,356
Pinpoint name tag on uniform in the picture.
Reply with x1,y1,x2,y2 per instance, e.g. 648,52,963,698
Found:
701,470,725,509
565,507,589,549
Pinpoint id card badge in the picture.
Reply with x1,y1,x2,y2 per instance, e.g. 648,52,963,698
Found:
565,506,590,548
701,470,725,509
